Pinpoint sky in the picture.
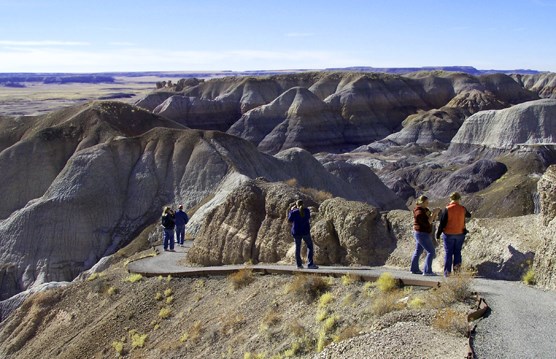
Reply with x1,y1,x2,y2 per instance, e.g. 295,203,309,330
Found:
1,0,555,73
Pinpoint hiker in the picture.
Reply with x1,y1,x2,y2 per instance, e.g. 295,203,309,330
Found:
410,195,440,276
288,200,318,269
174,205,189,247
161,206,176,252
436,192,472,277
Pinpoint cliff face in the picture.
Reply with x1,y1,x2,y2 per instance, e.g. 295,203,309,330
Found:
534,165,556,289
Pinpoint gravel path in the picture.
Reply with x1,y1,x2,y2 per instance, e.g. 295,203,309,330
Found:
471,278,556,359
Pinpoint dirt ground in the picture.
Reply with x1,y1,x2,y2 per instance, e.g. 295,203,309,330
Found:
0,249,471,359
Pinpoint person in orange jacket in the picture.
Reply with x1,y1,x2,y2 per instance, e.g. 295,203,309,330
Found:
436,192,472,277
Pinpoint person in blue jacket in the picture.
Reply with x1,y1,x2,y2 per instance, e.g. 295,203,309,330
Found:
174,205,189,247
288,200,318,269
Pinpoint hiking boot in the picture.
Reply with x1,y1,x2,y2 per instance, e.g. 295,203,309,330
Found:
411,270,423,275
423,272,437,276
307,264,319,269
296,265,304,269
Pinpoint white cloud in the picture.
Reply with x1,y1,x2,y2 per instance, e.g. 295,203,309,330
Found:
0,47,365,72
0,40,90,47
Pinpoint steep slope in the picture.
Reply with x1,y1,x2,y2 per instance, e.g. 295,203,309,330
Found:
512,72,556,99
228,87,345,153
0,105,404,300
448,99,556,153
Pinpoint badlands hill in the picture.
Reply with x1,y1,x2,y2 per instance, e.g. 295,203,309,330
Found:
0,70,555,309
0,100,403,301
137,71,547,153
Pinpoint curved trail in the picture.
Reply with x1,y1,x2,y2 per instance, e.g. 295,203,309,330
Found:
127,242,440,288
128,242,556,358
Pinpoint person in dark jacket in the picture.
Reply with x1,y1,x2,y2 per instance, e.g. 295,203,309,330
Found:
288,200,318,269
436,192,472,277
161,206,175,252
174,205,189,247
410,195,440,276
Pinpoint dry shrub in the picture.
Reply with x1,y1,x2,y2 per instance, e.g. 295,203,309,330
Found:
333,325,361,343
300,187,333,202
221,313,246,336
341,273,361,286
522,269,536,285
180,321,203,343
260,310,281,331
285,178,298,187
318,292,334,309
159,307,172,319
287,274,331,303
428,271,473,308
287,321,306,337
370,289,406,316
124,273,143,283
433,308,469,336
229,269,255,290
112,341,125,356
375,272,399,293
130,332,148,349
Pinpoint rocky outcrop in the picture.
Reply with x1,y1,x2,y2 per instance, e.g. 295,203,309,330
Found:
534,165,556,289
311,198,396,265
448,99,556,153
512,73,556,99
188,182,396,266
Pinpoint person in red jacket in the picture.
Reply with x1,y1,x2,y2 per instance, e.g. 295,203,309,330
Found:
436,192,472,277
410,195,440,276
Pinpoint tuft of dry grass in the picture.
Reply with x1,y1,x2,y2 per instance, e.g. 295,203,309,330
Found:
130,332,148,349
159,307,172,319
333,325,361,343
428,270,474,308
229,269,255,290
166,296,174,304
287,274,331,303
522,269,536,285
370,289,406,316
124,274,143,283
260,310,281,331
341,273,360,286
221,313,246,336
300,187,333,202
375,272,399,293
318,292,334,309
432,308,469,336
284,178,298,187
112,341,125,356
164,288,173,297
180,321,203,343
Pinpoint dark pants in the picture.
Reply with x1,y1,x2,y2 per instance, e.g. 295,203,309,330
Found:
442,233,466,276
294,234,315,267
175,225,185,245
163,228,174,250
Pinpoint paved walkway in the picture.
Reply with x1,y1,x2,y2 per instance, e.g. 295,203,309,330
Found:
127,241,441,288
127,242,556,358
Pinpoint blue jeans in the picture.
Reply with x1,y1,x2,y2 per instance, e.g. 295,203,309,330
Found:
294,234,315,267
163,228,174,250
411,231,436,274
175,225,185,245
442,233,466,276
